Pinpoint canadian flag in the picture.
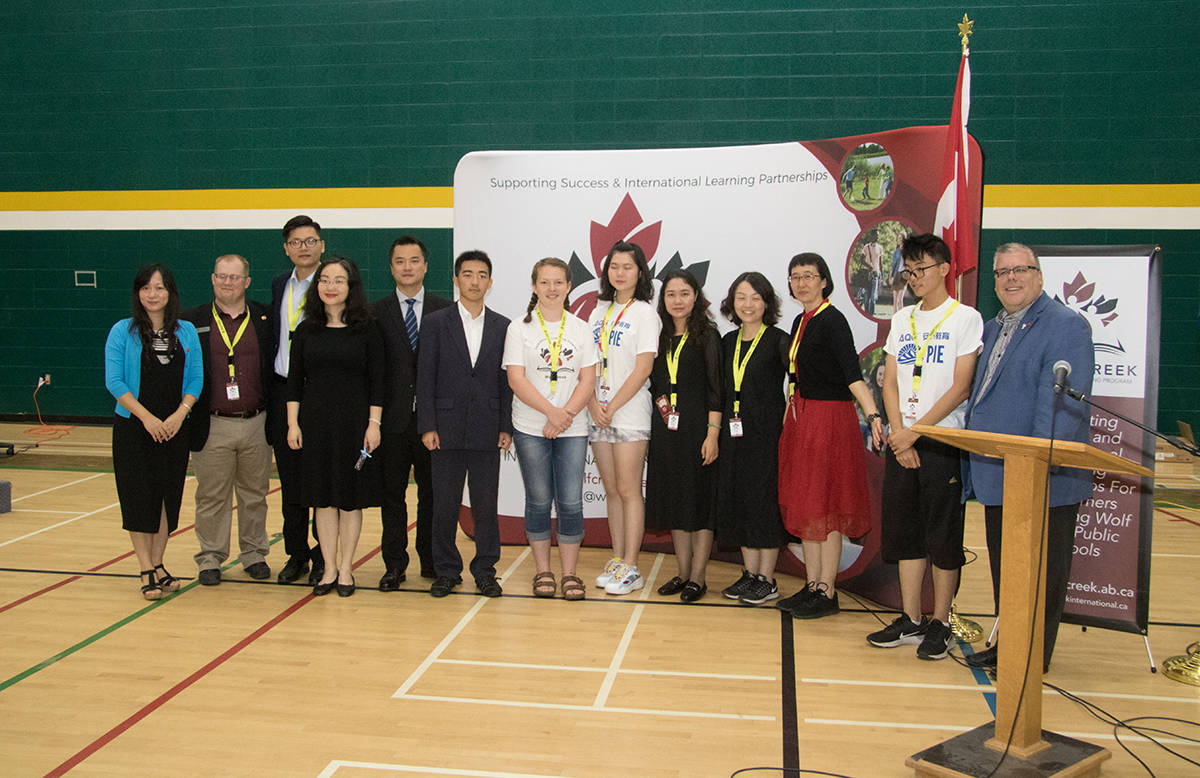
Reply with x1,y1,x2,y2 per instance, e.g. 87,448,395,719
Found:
933,50,974,296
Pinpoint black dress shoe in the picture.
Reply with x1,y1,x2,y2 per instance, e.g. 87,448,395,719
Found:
308,558,326,586
656,576,686,596
378,569,406,591
966,645,998,670
244,562,270,580
475,576,503,598
276,556,309,584
680,581,707,603
312,578,337,597
337,575,356,598
430,576,461,598
198,568,221,586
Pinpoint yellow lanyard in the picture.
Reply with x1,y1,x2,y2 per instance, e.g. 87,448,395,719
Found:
599,299,634,381
787,299,830,396
908,300,959,393
535,308,567,394
212,303,250,380
664,331,689,407
731,324,766,416
286,280,305,333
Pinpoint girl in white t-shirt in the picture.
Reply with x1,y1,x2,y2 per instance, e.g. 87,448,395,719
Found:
588,241,662,595
503,258,598,601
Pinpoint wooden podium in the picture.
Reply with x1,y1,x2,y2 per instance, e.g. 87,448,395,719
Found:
904,425,1153,778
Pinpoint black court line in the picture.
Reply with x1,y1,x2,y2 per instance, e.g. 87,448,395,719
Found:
780,609,800,773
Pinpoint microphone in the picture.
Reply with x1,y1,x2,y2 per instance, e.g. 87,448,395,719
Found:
1052,360,1072,395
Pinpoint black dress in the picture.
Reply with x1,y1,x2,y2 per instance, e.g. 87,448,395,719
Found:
287,320,386,510
715,326,790,548
645,325,722,532
112,332,190,533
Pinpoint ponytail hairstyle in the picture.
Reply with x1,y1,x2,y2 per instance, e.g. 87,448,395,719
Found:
522,257,572,323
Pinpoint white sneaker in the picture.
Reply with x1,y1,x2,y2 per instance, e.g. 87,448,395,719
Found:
595,557,624,588
605,566,643,595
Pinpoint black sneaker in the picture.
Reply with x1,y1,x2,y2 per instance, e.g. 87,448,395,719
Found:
722,570,754,600
475,575,503,598
866,614,927,648
739,575,779,605
916,618,952,660
793,587,839,620
776,582,818,614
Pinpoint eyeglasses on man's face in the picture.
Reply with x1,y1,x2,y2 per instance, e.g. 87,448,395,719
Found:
993,265,1039,280
286,237,322,249
213,273,245,283
900,263,939,281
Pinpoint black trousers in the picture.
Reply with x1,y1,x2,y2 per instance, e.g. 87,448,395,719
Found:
379,419,435,573
269,375,319,562
984,502,1080,669
430,448,500,581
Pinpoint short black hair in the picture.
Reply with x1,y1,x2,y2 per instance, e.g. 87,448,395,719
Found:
390,235,428,261
787,252,835,299
454,249,492,276
901,233,951,266
283,214,321,241
720,271,781,326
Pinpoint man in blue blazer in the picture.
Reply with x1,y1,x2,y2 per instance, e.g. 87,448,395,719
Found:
418,250,513,598
371,236,452,590
963,243,1094,672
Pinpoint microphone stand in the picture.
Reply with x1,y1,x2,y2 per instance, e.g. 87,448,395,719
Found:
1059,383,1200,457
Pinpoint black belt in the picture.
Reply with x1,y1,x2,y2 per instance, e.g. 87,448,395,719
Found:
212,409,263,419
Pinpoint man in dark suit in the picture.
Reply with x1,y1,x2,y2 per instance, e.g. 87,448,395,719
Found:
963,242,1094,673
183,254,276,585
417,250,513,598
371,236,452,590
267,215,325,584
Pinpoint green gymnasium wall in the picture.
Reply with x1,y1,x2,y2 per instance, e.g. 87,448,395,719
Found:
1,1,1196,426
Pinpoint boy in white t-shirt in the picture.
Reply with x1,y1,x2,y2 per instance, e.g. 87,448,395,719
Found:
867,233,983,660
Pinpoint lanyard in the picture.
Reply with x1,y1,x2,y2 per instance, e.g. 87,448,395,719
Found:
787,299,830,395
731,324,766,416
908,300,959,393
664,331,689,407
535,308,567,393
212,303,250,380
598,299,634,381
286,280,305,333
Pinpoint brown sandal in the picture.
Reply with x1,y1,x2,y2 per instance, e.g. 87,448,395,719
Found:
560,574,586,601
532,571,557,598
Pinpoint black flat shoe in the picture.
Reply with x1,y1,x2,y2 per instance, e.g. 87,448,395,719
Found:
312,578,337,597
337,576,356,597
680,581,707,603
656,576,686,596
966,645,998,670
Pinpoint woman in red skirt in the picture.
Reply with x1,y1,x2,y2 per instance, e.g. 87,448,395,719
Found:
776,253,884,619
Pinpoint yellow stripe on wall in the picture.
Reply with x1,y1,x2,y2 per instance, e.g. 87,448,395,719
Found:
985,184,1200,208
0,186,454,211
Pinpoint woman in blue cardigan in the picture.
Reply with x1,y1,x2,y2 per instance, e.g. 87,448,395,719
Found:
104,264,203,600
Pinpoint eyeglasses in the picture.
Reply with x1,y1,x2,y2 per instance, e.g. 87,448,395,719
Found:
789,273,821,283
900,263,940,281
317,277,348,287
993,265,1039,279
213,273,245,283
286,237,322,248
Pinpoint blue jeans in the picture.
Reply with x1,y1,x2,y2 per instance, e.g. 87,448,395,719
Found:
512,431,587,544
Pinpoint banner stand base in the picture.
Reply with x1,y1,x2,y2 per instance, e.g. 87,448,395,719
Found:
906,721,1110,777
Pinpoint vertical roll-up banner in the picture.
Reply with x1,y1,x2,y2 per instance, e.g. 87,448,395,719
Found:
1037,245,1160,635
453,126,982,607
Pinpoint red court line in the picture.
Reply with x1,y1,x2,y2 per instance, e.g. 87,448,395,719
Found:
46,542,387,776
0,487,281,615
1160,507,1200,528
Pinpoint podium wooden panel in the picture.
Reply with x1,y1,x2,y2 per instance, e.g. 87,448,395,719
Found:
905,425,1153,777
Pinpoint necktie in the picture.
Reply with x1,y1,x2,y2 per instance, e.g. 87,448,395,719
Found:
404,298,419,349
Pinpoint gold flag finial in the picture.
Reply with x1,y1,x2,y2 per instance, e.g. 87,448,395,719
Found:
958,13,974,54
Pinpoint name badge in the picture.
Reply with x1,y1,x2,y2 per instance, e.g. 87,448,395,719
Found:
729,416,744,438
226,381,241,401
598,383,613,403
667,412,680,431
904,395,918,425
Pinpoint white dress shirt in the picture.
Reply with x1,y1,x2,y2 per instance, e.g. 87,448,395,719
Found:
395,286,426,325
458,301,486,367
274,269,313,377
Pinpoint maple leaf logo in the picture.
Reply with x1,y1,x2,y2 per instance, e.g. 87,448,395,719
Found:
567,193,709,319
1054,271,1124,353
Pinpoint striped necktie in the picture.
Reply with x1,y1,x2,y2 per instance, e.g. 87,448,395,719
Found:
404,298,419,349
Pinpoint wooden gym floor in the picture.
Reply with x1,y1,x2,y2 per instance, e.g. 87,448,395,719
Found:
1,422,1199,777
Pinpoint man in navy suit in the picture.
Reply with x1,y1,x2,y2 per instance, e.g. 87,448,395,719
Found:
963,242,1094,672
183,254,276,585
372,236,452,590
267,215,324,585
418,250,513,598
